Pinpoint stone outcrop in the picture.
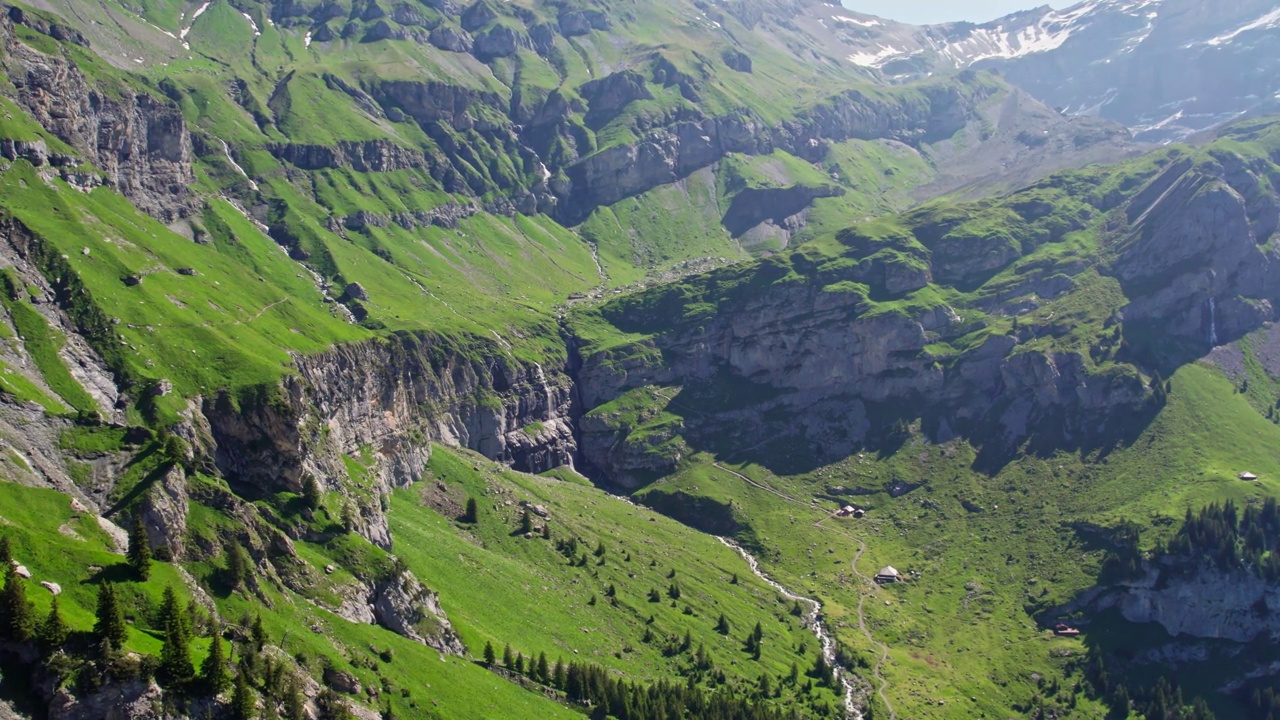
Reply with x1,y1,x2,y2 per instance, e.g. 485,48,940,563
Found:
1084,563,1280,643
1,15,194,222
575,268,1151,485
268,139,428,173
556,77,986,224
202,333,577,546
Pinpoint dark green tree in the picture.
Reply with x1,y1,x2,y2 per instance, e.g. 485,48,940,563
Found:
127,515,152,581
536,652,549,683
231,667,255,720
158,586,194,685
251,613,267,650
463,497,478,524
0,562,33,642
36,596,68,654
226,542,251,592
284,678,306,720
0,535,11,565
503,643,514,669
520,509,533,535
716,613,731,635
94,582,127,649
302,474,323,511
201,632,231,695
483,641,496,665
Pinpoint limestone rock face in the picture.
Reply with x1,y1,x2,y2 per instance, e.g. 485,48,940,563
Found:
2,19,194,221
202,334,577,546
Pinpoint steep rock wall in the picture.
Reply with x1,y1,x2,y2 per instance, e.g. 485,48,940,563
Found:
202,332,577,546
1,16,195,221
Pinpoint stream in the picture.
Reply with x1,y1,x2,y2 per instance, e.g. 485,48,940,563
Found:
718,538,860,719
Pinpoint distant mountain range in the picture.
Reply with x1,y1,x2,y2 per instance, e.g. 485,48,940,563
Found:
823,0,1280,141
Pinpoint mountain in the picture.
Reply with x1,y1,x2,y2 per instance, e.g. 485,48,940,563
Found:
0,0,1275,718
824,0,1280,141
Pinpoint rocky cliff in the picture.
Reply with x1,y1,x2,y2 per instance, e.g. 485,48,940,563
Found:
201,332,578,547
571,126,1280,485
1080,562,1280,643
1,11,195,221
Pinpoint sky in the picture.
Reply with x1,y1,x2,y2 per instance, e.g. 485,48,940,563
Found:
841,1,1059,25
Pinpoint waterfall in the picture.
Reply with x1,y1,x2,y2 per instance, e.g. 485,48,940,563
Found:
1208,296,1219,347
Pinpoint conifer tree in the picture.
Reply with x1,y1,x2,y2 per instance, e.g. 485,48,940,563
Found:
483,641,496,665
536,652,549,683
503,643,514,669
201,632,231,695
37,596,68,653
284,678,306,720
0,562,33,642
127,515,152,581
463,497,478,524
94,582,127,649
520,509,533,534
158,585,194,685
302,474,323,511
226,542,251,591
0,535,11,565
231,667,255,720
251,613,267,650
716,614,731,635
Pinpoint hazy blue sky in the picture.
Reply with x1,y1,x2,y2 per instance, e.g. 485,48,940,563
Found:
841,1,1059,25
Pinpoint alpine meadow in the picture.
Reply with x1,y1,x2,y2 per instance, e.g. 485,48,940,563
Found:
0,0,1279,718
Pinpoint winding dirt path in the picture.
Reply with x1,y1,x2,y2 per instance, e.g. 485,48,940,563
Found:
850,541,896,720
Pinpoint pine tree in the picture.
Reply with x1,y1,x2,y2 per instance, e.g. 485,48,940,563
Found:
201,632,231,695
0,562,33,642
483,641,496,665
503,643,514,669
716,614,730,635
158,586,194,686
302,474,323,511
231,667,255,720
542,524,551,540
464,497,478,524
251,613,267,650
520,509,533,535
536,652,549,683
284,678,306,720
0,535,11,565
127,515,152,581
226,542,251,592
36,596,68,654
94,583,127,649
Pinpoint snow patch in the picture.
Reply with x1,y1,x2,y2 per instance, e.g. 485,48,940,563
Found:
1203,7,1280,46
179,0,211,41
847,45,907,67
304,30,312,47
831,15,880,28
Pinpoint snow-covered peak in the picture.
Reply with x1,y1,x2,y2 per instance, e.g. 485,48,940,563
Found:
835,0,1167,69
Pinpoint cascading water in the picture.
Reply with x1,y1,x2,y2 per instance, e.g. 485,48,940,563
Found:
718,538,860,719
1208,296,1219,347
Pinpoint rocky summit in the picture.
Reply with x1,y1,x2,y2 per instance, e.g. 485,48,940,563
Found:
0,0,1277,718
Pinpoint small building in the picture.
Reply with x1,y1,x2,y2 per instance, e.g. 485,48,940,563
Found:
1053,623,1081,637
1240,472,1259,481
874,566,901,584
